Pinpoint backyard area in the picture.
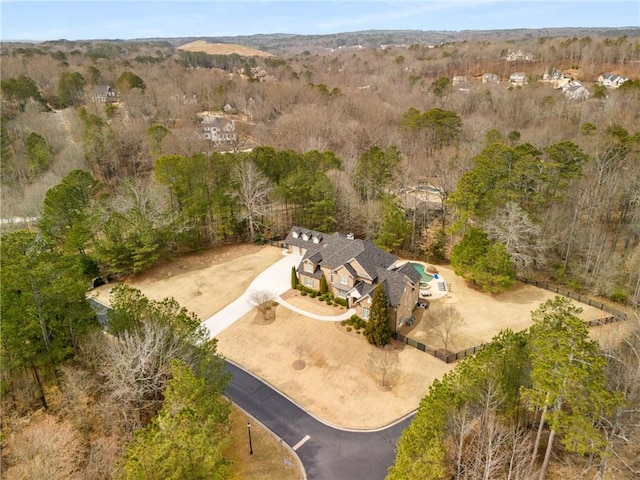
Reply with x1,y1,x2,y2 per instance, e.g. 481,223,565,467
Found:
92,244,628,429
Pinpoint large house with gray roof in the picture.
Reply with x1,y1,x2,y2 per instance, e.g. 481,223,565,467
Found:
284,227,421,332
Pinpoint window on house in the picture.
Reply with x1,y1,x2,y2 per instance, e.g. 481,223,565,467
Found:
304,263,313,273
330,271,334,283
362,307,370,319
339,275,348,285
304,277,313,287
337,289,348,299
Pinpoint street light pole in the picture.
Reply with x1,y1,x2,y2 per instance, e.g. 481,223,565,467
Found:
247,422,253,455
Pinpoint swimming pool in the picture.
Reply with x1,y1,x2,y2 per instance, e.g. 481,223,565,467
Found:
411,262,434,283
417,184,440,194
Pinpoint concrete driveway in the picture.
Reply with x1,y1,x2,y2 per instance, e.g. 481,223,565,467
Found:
203,250,302,337
203,251,356,338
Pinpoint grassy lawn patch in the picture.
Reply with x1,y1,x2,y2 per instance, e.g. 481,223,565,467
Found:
226,404,302,480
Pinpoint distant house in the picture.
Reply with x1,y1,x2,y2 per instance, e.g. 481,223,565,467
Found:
482,73,499,84
562,81,590,101
543,68,565,81
503,50,534,62
285,227,421,332
452,76,467,86
89,85,117,104
597,73,628,88
509,72,527,85
197,112,237,144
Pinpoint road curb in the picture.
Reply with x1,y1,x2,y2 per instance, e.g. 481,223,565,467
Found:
225,358,416,433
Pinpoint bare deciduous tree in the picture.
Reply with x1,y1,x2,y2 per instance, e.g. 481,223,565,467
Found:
249,289,277,320
4,413,83,480
293,338,308,369
195,278,207,296
429,306,464,354
485,202,547,271
447,380,536,480
366,348,399,388
230,159,272,240
98,322,194,433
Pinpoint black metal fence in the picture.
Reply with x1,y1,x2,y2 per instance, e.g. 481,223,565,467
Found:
515,276,628,321
392,333,487,364
265,239,287,249
395,277,630,364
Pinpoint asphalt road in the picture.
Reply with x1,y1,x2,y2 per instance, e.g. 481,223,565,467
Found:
225,361,413,480
88,293,414,479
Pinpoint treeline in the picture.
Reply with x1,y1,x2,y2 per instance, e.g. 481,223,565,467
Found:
388,298,640,480
1,34,639,303
1,222,232,476
178,50,257,70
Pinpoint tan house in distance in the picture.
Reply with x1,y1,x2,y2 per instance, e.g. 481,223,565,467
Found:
285,227,421,332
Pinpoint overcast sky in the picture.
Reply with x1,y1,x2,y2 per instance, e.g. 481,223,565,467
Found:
1,1,639,41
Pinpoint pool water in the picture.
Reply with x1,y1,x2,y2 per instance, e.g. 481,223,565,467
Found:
417,184,440,194
411,263,434,283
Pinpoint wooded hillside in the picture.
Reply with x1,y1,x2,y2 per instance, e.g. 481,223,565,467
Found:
1,28,639,479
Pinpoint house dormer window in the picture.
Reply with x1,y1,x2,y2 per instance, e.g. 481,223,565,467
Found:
302,233,309,241
304,262,313,273
312,236,319,244
292,231,299,238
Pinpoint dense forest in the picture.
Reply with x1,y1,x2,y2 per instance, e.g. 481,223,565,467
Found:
1,28,639,479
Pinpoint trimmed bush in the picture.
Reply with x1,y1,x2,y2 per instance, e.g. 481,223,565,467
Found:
334,297,348,307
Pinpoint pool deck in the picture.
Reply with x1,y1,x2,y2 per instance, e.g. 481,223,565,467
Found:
401,260,450,300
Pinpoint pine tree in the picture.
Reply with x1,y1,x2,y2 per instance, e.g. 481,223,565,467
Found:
522,297,617,480
291,266,299,289
117,360,231,480
364,284,392,346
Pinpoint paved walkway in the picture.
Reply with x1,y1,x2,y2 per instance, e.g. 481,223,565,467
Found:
202,250,355,338
276,296,356,321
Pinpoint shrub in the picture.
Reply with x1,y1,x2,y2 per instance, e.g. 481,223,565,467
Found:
340,320,347,326
567,278,583,293
325,298,332,305
301,290,308,296
334,298,348,307
346,326,352,332
610,288,628,303
310,292,316,298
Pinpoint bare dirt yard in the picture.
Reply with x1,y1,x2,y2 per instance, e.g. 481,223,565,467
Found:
406,264,608,354
92,244,632,429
